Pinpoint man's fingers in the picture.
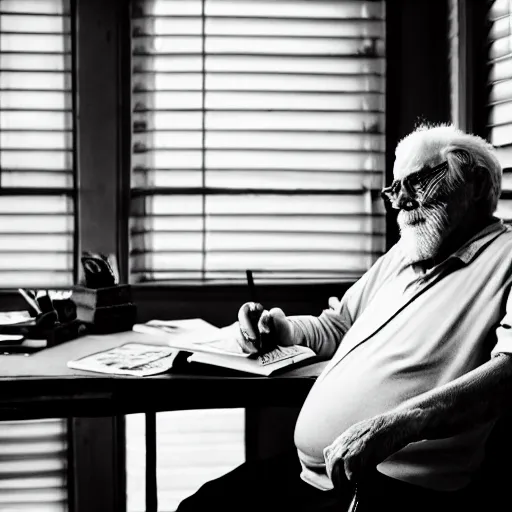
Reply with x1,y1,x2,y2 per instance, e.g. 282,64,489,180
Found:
258,308,286,335
329,457,355,492
330,460,345,489
324,434,363,485
237,303,292,354
238,302,262,340
344,459,354,482
258,310,271,334
328,296,342,312
258,311,277,353
233,323,259,355
324,444,339,480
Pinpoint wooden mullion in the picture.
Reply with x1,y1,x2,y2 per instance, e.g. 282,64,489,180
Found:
145,412,158,512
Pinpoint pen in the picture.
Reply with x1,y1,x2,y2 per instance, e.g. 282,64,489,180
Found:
245,270,259,304
245,270,274,353
18,288,42,315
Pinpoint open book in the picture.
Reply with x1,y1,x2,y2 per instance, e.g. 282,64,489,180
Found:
187,344,316,376
132,318,317,376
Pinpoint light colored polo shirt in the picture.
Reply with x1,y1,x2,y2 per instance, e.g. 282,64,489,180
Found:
292,218,512,492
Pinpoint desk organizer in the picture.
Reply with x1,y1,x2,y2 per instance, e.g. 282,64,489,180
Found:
44,319,85,346
71,284,137,334
0,311,85,354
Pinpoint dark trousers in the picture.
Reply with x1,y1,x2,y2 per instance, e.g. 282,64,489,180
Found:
176,450,481,512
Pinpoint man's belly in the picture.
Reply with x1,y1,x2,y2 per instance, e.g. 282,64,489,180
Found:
293,333,493,491
294,334,437,464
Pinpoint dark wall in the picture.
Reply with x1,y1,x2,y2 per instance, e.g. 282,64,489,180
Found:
385,0,451,248
132,282,352,327
387,0,451,142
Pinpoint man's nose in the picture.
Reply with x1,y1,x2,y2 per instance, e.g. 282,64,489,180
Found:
394,188,419,211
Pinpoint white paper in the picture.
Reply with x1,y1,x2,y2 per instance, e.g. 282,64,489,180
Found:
0,311,32,325
133,319,250,357
67,343,179,377
0,334,24,342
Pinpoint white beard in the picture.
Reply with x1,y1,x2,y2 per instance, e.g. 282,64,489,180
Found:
397,206,450,264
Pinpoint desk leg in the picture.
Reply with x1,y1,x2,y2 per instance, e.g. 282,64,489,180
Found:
145,412,158,512
69,416,126,512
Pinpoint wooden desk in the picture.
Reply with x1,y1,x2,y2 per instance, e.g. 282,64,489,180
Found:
0,332,325,512
0,331,324,421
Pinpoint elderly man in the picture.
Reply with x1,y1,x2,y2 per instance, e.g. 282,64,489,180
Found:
177,125,512,512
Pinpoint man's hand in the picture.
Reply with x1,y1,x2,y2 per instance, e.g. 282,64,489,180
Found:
323,355,512,487
323,412,417,485
236,302,295,354
328,296,342,313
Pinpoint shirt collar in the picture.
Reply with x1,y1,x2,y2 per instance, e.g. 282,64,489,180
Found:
402,217,508,275
449,217,507,265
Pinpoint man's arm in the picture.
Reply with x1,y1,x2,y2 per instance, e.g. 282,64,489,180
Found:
397,352,512,438
235,292,355,358
236,249,397,356
324,353,512,483
287,307,352,359
256,274,373,358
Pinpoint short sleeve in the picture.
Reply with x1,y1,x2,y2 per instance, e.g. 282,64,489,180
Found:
491,290,512,357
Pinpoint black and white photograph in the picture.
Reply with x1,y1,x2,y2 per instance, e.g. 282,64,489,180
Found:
0,0,510,511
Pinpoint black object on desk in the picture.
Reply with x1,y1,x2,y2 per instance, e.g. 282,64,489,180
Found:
73,252,136,333
81,252,118,289
0,336,29,356
1,290,84,354
0,313,85,353
71,285,137,334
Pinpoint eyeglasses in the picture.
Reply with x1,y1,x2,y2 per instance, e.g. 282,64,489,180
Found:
381,161,450,209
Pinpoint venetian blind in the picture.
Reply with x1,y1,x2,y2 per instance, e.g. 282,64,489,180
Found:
0,0,74,288
0,419,68,512
130,0,386,283
126,410,245,512
488,0,512,221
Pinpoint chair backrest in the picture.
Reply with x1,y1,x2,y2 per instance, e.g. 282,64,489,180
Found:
468,410,512,508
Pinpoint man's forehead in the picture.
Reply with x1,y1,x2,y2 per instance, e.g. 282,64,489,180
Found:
393,136,445,180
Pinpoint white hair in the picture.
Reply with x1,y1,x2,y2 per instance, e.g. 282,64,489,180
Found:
395,124,502,215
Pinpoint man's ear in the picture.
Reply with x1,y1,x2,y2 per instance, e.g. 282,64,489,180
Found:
471,166,490,203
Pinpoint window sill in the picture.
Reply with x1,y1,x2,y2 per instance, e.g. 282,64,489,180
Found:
131,280,354,326
0,280,356,326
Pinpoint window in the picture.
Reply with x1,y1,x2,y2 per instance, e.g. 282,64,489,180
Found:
0,419,68,512
487,0,512,223
0,0,75,289
129,0,386,284
0,1,72,510
127,1,385,510
126,410,245,511
0,1,477,511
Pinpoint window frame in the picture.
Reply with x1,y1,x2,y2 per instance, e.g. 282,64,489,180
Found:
73,1,456,510
0,1,459,511
0,0,456,317
449,0,489,137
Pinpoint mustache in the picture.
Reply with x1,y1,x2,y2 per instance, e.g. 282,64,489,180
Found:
398,202,449,230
